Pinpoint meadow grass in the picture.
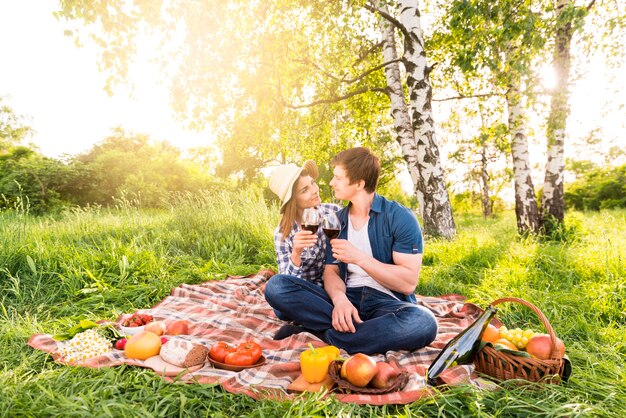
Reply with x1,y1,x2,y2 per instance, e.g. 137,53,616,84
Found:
1,190,624,417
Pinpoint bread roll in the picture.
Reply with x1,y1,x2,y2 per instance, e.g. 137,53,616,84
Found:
159,338,209,368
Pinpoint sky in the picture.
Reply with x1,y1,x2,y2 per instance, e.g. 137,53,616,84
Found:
0,1,623,168
0,1,213,158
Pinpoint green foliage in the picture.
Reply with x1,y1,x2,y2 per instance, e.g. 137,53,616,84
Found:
565,164,626,211
1,203,625,416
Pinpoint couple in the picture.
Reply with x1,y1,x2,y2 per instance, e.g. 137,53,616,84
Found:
266,147,437,355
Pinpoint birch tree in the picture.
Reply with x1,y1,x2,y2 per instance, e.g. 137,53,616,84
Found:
372,0,456,238
426,0,548,233
541,0,601,230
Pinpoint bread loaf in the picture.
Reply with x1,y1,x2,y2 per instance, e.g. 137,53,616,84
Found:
159,338,209,368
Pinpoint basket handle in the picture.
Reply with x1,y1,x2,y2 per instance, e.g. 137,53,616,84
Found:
490,297,562,359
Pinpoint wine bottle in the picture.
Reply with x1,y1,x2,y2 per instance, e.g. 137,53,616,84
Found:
427,305,497,385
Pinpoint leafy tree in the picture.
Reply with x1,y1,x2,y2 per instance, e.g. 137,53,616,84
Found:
73,128,215,207
54,0,457,238
1,97,33,151
427,0,549,234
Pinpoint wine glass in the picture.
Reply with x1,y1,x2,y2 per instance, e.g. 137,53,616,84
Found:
301,207,320,258
321,212,341,240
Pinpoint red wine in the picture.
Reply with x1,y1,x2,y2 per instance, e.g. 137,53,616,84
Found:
302,224,319,233
323,228,340,239
427,305,497,385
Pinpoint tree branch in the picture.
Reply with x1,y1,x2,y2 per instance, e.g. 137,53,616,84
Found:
433,92,501,102
354,41,384,66
363,2,412,42
291,58,344,83
342,59,403,84
586,0,596,11
284,87,388,109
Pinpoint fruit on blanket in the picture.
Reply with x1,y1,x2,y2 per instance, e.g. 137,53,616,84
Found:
124,331,162,360
122,313,153,327
370,361,399,389
526,333,565,360
144,321,166,336
224,341,263,366
166,320,189,335
317,345,341,361
341,353,377,387
114,338,127,350
224,350,255,366
481,324,501,344
300,344,331,384
209,341,234,363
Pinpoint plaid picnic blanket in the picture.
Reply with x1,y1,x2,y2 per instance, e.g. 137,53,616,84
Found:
28,270,494,405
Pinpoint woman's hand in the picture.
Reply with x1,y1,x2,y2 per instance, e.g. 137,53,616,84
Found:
331,294,362,333
292,230,318,254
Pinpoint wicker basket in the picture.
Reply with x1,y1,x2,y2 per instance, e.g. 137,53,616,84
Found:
474,297,569,383
328,360,410,394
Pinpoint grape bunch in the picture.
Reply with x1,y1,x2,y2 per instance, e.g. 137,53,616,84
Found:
499,326,535,349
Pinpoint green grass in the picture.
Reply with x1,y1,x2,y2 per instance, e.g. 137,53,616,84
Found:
1,190,625,417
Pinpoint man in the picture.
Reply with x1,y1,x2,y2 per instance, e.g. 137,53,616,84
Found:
265,147,437,354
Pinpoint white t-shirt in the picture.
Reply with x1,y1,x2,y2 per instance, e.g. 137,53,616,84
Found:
346,215,397,299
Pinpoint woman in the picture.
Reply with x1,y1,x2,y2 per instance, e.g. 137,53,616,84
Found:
269,160,341,287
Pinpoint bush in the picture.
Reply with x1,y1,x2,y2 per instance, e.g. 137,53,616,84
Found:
565,164,626,211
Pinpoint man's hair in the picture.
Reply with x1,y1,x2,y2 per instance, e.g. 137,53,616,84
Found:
331,147,380,193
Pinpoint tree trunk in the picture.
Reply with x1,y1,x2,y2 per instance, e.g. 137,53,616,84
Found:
506,77,540,233
375,2,421,204
396,0,456,239
480,144,492,217
542,0,572,227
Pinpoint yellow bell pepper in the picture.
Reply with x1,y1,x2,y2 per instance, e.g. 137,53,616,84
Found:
300,344,331,384
317,345,341,361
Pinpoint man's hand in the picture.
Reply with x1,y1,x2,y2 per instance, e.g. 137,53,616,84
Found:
331,294,362,333
329,239,363,265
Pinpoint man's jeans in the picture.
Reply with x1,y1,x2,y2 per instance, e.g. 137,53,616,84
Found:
265,274,438,354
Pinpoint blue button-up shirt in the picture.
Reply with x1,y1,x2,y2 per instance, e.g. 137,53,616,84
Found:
324,194,423,302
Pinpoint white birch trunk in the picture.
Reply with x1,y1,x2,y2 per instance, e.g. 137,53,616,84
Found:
542,0,572,225
507,76,540,233
396,0,456,239
375,2,420,205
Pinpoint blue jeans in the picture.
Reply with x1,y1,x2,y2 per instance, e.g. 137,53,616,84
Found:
264,274,438,355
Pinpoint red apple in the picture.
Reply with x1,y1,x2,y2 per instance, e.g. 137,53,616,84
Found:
144,320,166,336
526,333,565,360
166,319,189,335
370,361,399,389
340,353,378,387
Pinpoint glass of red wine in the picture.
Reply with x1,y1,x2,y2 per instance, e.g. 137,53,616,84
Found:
301,207,320,258
321,212,341,240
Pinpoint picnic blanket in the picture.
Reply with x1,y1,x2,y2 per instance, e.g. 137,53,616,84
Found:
29,270,494,405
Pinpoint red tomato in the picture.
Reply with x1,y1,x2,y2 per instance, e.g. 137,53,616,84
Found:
235,341,263,363
224,351,255,366
209,341,234,363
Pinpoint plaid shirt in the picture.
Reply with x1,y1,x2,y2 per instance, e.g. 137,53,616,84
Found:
274,203,341,287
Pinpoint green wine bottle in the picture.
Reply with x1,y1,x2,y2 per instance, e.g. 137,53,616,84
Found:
427,305,497,385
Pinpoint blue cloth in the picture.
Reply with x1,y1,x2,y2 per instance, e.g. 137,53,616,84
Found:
265,275,437,354
273,203,341,286
324,193,423,303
